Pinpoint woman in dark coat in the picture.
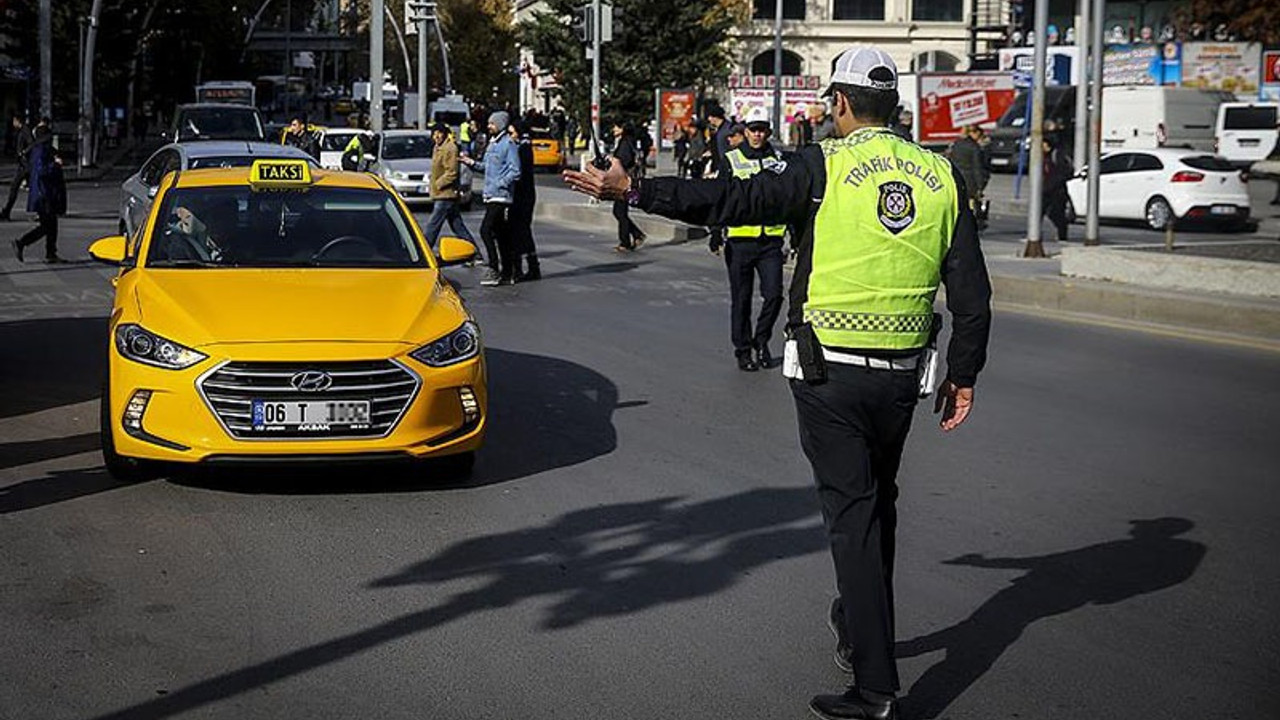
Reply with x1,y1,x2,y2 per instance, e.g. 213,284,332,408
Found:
12,128,66,263
610,122,646,252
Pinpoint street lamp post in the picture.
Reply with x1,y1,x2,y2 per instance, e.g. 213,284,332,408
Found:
371,0,384,132
772,0,783,134
1022,0,1049,258
1085,0,1105,245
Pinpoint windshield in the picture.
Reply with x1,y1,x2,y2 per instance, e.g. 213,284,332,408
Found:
382,134,433,160
145,186,428,269
321,133,358,151
431,110,469,126
177,108,264,141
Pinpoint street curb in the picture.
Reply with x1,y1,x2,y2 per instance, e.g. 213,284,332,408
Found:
535,199,1280,349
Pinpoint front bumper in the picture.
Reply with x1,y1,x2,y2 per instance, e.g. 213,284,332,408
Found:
105,341,486,464
385,176,433,201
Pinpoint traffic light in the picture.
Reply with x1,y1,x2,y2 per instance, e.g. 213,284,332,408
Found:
572,5,594,44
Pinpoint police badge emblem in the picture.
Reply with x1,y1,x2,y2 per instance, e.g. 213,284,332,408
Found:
877,181,915,235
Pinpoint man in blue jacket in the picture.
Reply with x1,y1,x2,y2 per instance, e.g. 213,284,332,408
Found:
11,123,65,263
464,111,522,286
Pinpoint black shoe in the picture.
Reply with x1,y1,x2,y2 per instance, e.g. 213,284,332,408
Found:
0,213,10,222
755,343,776,369
516,269,541,282
809,688,896,720
10,239,22,263
828,597,854,673
43,256,65,264
496,275,514,286
737,354,759,372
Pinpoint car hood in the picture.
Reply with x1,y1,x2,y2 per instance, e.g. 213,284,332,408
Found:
132,268,467,347
381,158,432,173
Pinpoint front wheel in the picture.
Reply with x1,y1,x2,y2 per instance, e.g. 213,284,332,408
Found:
1144,196,1175,231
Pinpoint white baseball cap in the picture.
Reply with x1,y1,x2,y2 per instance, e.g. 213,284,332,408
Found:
823,45,898,96
745,106,770,127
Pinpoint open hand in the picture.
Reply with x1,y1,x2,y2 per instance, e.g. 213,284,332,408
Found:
933,380,974,432
562,157,630,201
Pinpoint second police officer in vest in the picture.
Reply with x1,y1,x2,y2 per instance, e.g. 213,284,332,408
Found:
564,46,992,720
723,106,786,372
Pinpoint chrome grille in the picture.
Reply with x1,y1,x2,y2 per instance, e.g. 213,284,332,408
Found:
199,360,420,440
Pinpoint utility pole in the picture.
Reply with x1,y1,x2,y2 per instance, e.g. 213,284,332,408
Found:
408,1,435,130
1085,0,1104,246
371,0,384,132
1072,0,1089,171
591,0,601,142
1022,0,1049,258
772,0,783,133
432,18,452,93
38,0,51,120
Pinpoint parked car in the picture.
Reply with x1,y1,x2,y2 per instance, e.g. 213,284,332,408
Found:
1065,149,1250,231
1215,102,1280,167
167,103,265,143
119,141,316,236
987,86,1076,172
529,128,564,171
1100,86,1231,153
371,129,474,208
319,128,362,170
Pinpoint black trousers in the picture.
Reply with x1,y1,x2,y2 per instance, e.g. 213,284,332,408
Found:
480,202,514,279
612,200,643,249
510,196,537,256
790,363,919,694
1043,190,1069,241
17,211,57,259
2,166,26,217
725,237,784,357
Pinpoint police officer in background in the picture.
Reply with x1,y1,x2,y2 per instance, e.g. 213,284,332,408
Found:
720,107,786,371
564,45,992,720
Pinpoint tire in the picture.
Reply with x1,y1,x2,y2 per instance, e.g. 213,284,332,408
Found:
1144,196,1175,231
1064,196,1077,224
100,380,155,483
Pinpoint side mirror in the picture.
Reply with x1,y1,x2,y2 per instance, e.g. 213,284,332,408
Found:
89,235,127,265
436,236,476,267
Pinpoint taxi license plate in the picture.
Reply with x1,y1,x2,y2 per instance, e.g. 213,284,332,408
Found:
251,400,371,430
1210,205,1237,215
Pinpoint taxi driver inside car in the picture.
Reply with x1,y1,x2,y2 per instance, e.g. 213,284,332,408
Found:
91,158,487,480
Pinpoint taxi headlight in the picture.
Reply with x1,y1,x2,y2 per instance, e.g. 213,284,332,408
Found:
114,324,206,370
410,321,480,367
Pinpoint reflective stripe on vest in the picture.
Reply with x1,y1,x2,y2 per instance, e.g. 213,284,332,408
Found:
725,147,786,239
805,128,958,350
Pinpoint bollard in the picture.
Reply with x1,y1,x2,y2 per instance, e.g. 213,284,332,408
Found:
1164,219,1175,252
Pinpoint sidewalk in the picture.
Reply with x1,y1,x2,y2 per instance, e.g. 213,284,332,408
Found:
534,182,1280,350
0,137,156,185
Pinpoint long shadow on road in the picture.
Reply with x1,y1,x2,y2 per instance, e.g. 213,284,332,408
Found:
0,316,106,420
898,518,1206,719
88,487,826,720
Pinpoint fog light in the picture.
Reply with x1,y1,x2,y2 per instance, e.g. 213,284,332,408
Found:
123,390,152,432
458,386,479,424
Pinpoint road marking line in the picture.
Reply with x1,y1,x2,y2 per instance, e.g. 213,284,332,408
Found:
994,301,1280,354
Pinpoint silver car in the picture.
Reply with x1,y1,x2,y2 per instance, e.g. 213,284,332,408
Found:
372,129,474,209
118,141,316,236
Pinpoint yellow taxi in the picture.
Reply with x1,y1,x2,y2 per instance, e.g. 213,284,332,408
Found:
530,128,564,171
89,159,486,480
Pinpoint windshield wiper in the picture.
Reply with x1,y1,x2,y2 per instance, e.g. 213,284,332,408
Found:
149,259,219,268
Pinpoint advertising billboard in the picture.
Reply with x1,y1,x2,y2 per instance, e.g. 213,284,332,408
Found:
727,88,822,125
1263,50,1280,101
1182,42,1263,96
917,73,1018,145
1103,43,1182,86
998,47,1081,86
656,89,696,145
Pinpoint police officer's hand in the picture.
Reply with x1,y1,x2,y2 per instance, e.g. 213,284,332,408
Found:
708,234,723,255
934,380,974,432
562,158,629,201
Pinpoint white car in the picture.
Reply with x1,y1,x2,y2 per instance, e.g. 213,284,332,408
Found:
371,129,474,209
118,141,316,237
318,128,362,170
1065,149,1251,231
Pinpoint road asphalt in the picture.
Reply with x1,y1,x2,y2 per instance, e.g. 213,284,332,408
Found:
1,185,1277,719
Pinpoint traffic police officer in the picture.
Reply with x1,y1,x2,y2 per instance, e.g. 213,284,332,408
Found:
564,45,992,720
722,107,786,371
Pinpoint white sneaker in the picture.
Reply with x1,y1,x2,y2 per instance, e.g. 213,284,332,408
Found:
479,268,501,286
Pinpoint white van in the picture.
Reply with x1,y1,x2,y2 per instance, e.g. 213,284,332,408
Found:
1101,86,1231,152
1215,102,1279,167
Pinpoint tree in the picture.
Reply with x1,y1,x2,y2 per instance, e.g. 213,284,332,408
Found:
518,0,749,129
1174,0,1280,45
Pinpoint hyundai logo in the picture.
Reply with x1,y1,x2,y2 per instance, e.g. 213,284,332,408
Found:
290,371,333,392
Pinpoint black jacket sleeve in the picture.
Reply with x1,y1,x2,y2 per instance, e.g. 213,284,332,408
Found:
940,166,993,387
636,145,822,229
